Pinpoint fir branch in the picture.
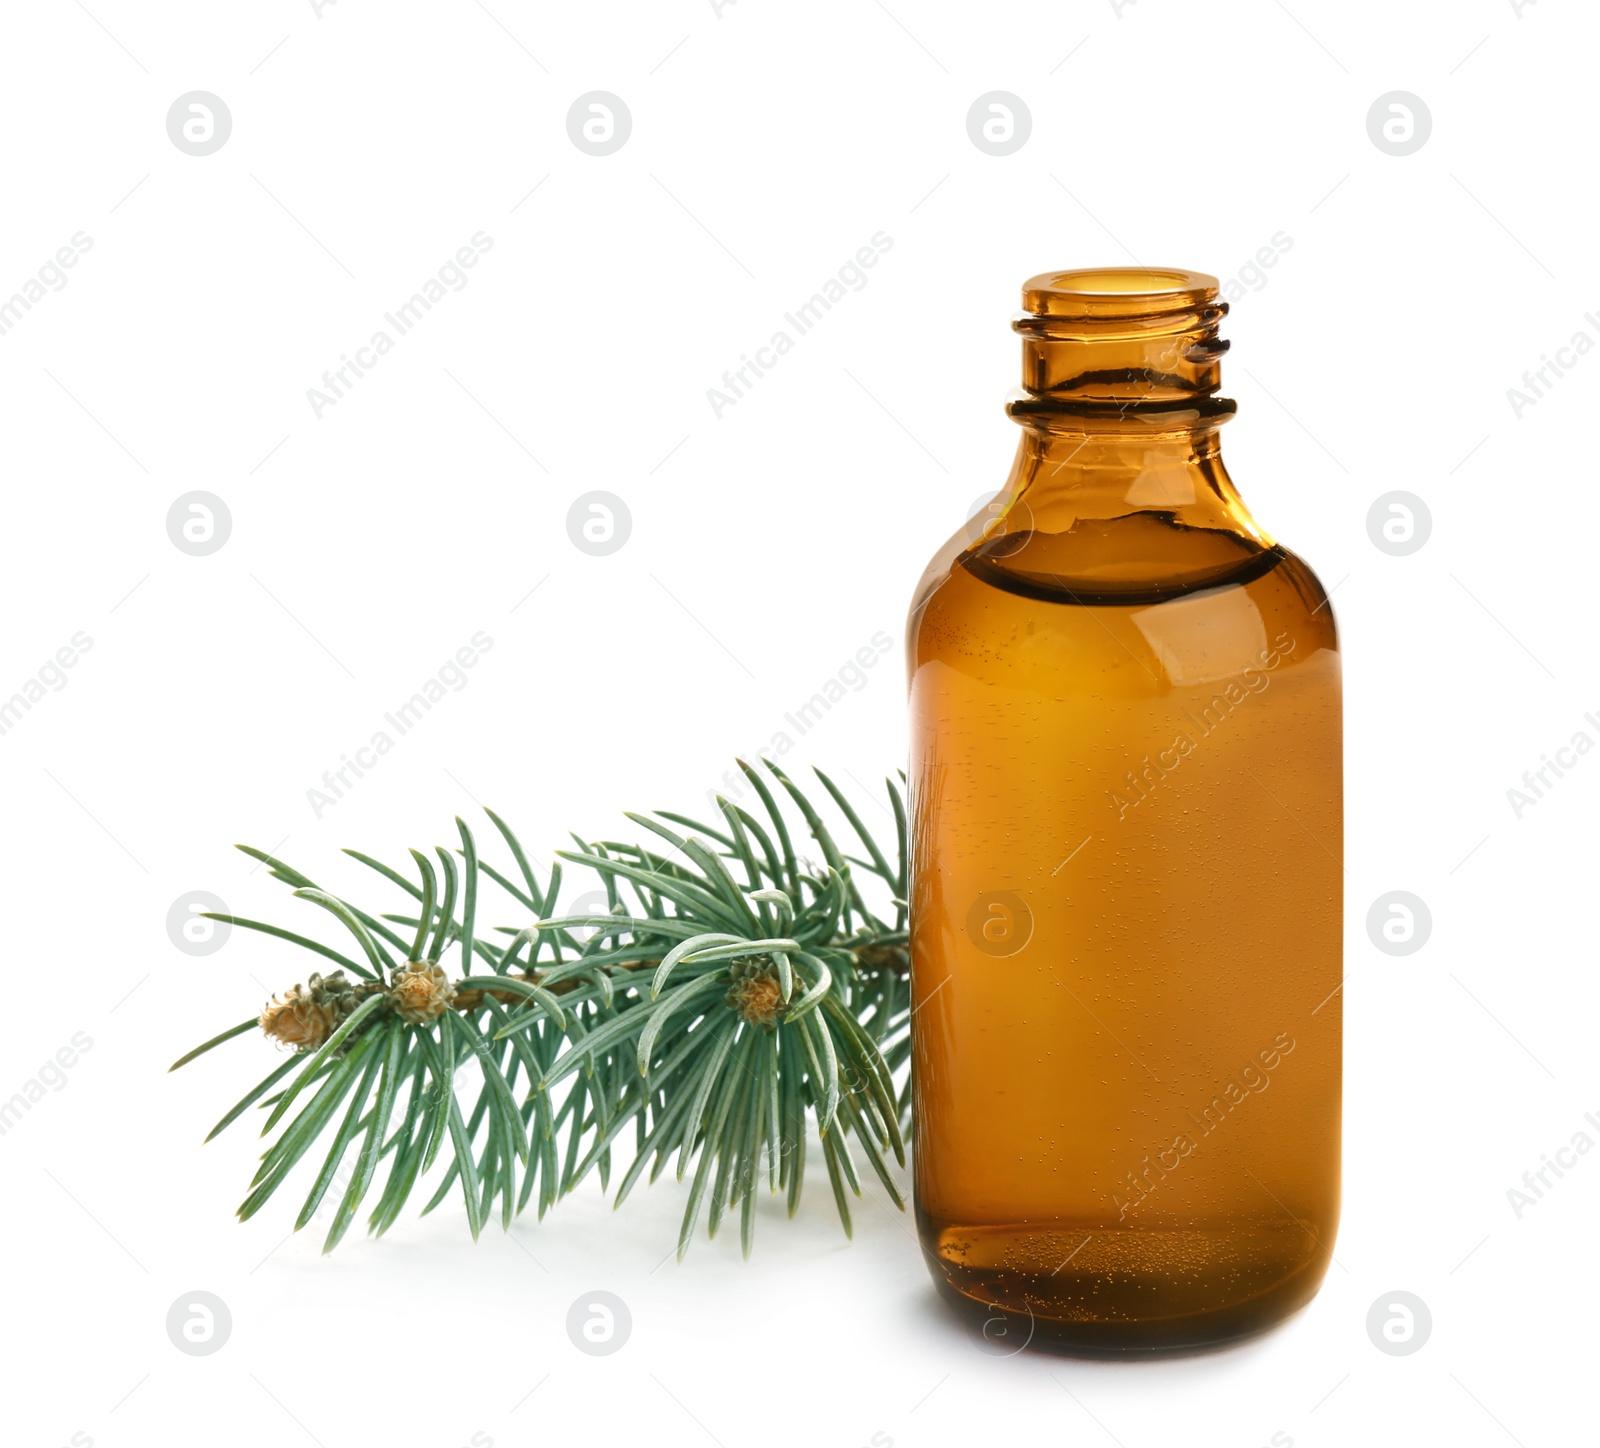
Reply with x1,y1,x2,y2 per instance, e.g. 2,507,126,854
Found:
171,759,912,1257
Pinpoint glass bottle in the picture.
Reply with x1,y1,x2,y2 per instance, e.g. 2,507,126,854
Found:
906,268,1342,1353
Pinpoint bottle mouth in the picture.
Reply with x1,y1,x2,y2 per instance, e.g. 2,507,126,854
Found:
1020,267,1221,322
1009,265,1234,426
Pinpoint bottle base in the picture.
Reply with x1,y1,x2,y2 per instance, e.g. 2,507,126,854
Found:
922,1219,1333,1356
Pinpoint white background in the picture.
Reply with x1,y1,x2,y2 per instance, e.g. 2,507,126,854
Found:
2,1,1594,1445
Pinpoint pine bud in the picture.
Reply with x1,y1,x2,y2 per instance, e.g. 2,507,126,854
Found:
389,960,457,1023
259,970,362,1052
725,955,786,1027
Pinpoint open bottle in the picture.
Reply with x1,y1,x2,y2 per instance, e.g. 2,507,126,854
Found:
906,268,1342,1353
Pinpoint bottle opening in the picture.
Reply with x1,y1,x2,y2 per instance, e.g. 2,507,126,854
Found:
1022,267,1220,320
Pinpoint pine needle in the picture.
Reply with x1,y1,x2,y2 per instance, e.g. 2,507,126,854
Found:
173,760,912,1255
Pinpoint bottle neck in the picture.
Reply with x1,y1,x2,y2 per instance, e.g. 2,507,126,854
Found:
1012,293,1230,407
1000,418,1265,542
959,269,1278,603
984,266,1269,548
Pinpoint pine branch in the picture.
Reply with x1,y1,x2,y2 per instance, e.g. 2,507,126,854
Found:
171,759,912,1257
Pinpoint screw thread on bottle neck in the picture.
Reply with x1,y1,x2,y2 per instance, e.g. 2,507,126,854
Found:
1007,267,1236,435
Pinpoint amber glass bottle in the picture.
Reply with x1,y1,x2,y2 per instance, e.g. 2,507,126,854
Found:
906,269,1341,1353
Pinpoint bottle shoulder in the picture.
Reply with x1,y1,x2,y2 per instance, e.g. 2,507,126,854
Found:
1269,546,1340,646
907,531,1339,693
